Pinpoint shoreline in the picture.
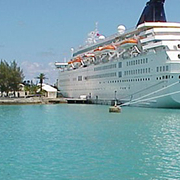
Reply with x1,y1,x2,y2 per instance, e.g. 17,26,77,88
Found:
0,97,67,105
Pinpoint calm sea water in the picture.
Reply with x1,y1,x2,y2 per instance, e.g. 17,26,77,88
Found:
0,104,179,180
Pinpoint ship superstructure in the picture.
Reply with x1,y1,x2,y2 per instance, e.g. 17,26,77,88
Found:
55,0,180,108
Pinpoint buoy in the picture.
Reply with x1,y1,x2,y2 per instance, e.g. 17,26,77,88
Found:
109,101,121,113
109,106,121,113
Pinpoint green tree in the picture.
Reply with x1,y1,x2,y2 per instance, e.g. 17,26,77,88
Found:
9,60,24,94
0,60,9,95
36,73,47,92
0,60,24,96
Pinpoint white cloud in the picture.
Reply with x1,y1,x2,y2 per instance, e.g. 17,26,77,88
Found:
21,61,58,84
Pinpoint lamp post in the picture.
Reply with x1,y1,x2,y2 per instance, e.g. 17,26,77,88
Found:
115,91,117,100
114,91,117,106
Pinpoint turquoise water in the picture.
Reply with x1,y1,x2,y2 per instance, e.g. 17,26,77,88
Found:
0,104,179,180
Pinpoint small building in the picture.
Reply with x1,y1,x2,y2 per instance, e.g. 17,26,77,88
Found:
42,84,57,98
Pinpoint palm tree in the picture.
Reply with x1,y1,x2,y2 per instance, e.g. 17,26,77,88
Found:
36,73,47,92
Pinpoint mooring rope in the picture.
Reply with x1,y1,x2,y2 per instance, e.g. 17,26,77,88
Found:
120,81,180,106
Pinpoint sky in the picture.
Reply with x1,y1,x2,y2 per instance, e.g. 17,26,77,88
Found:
0,0,179,84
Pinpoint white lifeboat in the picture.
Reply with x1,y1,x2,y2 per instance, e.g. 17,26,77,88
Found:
84,53,95,58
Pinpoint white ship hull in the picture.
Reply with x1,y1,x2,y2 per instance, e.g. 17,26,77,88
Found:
56,1,180,108
57,50,180,108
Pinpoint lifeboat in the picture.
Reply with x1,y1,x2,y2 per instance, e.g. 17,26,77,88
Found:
117,38,138,49
94,44,116,55
101,45,116,51
83,53,95,65
84,53,95,58
93,46,103,55
68,56,82,68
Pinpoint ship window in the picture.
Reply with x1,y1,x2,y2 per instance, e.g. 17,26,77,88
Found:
166,66,169,71
157,67,159,72
119,62,122,68
119,72,122,77
178,54,180,59
78,76,82,81
163,66,165,71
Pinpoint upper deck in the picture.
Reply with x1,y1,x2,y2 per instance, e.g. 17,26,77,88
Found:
73,22,180,57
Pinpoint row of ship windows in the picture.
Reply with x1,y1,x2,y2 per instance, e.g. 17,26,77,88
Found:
93,58,150,72
99,77,151,84
126,58,148,66
157,66,169,72
156,75,173,80
124,68,151,76
60,67,170,83
60,75,173,84
86,72,117,80
94,64,117,71
59,79,70,82
94,62,123,72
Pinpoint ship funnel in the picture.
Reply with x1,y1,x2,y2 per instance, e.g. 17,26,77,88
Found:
137,0,166,27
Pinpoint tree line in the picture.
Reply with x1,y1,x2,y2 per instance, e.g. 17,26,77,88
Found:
0,60,24,96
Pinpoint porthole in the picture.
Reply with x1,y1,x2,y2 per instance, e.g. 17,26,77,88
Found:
178,54,180,59
178,44,180,48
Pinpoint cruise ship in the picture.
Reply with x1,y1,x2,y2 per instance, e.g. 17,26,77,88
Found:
55,0,180,108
